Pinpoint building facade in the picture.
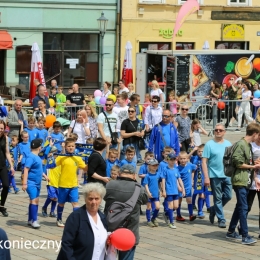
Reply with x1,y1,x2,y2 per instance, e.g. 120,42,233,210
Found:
120,0,260,86
0,0,118,93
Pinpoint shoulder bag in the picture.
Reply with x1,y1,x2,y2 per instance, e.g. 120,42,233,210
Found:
103,112,118,145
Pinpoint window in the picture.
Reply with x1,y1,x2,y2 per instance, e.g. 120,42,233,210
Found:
178,0,203,4
228,0,251,5
215,41,249,50
139,42,171,52
139,0,165,3
176,42,194,50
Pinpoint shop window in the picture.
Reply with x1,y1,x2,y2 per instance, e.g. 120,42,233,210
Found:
16,45,32,74
215,41,249,50
228,0,251,5
139,42,171,53
176,42,194,50
43,34,61,50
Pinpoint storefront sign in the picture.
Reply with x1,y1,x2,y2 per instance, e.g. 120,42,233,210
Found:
66,58,79,69
222,24,244,41
159,29,183,39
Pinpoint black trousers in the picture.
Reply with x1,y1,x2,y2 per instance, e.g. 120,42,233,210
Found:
247,189,260,228
180,139,191,152
0,167,9,207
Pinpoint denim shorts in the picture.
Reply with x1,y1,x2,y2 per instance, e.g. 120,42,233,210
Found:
58,187,78,203
166,195,179,201
236,101,241,106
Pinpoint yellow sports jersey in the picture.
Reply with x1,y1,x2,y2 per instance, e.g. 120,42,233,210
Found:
56,156,86,188
47,166,61,188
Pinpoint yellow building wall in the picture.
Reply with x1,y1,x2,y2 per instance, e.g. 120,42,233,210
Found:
121,0,260,87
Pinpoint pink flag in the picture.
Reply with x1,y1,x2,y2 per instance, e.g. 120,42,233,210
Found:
173,0,200,40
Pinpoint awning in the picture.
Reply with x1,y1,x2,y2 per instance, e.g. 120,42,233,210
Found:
0,31,13,50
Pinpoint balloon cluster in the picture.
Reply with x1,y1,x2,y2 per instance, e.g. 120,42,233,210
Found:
253,90,260,107
94,90,116,105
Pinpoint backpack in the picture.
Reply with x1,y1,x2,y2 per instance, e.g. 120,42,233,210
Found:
106,183,141,232
223,142,239,177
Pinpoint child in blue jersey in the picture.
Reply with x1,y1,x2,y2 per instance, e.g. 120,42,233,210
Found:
161,153,184,229
22,139,49,229
25,117,39,142
190,144,211,218
37,118,48,145
8,136,20,193
176,151,197,222
139,151,154,186
143,158,161,227
50,121,64,153
105,147,121,178
120,146,136,169
18,131,31,179
110,165,120,180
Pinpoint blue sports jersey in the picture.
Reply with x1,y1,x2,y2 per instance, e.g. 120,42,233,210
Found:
158,160,168,173
8,145,19,170
18,142,31,165
143,171,161,198
161,166,180,195
24,128,39,142
37,128,48,144
138,163,148,186
106,159,120,177
120,159,136,169
50,132,64,152
178,162,197,190
25,153,43,187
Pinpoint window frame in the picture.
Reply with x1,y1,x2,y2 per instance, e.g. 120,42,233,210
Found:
178,0,204,4
139,0,166,3
227,0,251,6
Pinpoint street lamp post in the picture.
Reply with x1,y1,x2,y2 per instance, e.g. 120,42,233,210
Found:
97,12,108,89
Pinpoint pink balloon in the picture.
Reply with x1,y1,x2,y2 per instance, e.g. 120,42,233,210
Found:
100,97,107,105
252,98,260,107
94,90,102,97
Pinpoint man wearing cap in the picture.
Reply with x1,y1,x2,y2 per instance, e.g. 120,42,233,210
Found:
148,109,180,162
104,164,148,260
7,99,28,137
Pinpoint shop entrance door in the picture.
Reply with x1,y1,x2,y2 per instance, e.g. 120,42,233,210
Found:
0,50,5,86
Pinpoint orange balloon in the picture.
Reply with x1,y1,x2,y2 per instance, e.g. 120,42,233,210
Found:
45,115,56,128
217,102,225,110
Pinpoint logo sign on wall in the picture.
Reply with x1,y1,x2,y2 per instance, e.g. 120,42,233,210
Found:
222,24,245,41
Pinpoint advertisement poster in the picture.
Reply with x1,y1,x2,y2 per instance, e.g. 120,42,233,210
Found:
166,56,175,91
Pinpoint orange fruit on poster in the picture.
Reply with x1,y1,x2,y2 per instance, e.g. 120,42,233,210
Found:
253,58,260,71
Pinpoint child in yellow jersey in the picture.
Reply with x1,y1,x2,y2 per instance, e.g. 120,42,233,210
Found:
55,138,87,227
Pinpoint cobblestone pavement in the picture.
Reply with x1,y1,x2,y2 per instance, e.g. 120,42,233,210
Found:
1,132,260,260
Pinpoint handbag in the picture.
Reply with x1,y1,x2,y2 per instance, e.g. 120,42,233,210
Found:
129,119,145,150
103,112,118,145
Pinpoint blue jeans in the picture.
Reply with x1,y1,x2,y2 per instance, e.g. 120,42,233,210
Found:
210,177,232,223
118,246,136,260
228,187,248,237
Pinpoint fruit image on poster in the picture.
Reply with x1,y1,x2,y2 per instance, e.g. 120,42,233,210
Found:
192,56,208,91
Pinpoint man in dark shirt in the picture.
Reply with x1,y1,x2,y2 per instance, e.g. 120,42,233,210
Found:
66,84,85,107
32,84,50,110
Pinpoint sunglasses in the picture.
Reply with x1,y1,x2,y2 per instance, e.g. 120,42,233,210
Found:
128,110,135,113
105,104,113,107
162,115,170,118
214,129,225,133
182,108,189,111
152,100,158,103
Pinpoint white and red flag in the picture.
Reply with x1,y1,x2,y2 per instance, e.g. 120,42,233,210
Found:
122,41,133,86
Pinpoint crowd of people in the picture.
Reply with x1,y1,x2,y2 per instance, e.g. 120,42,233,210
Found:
1,78,260,260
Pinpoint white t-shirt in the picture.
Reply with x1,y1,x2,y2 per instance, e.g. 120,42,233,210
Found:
250,142,260,190
193,129,201,147
242,90,251,100
97,111,118,137
70,120,90,144
87,211,107,260
119,87,129,94
112,105,129,131
101,90,111,98
150,88,162,98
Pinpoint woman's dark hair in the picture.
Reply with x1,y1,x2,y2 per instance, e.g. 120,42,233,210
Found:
152,95,160,102
243,81,251,90
0,120,6,130
38,98,46,104
105,81,111,88
93,137,107,151
212,80,220,89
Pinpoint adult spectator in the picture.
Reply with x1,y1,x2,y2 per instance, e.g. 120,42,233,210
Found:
104,165,148,260
127,83,135,98
85,104,98,139
144,95,163,132
129,94,142,120
33,99,52,122
149,109,180,162
226,123,260,244
67,110,90,144
7,99,28,137
121,106,145,163
101,81,111,98
113,93,129,132
174,105,191,152
66,83,86,107
202,123,232,228
32,84,50,110
0,120,15,217
0,228,11,260
226,77,238,128
51,79,58,89
118,79,129,94
150,80,164,105
57,183,108,260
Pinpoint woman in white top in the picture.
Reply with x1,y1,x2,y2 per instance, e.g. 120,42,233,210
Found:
101,81,112,98
237,81,254,132
57,183,108,260
67,110,90,144
150,80,164,106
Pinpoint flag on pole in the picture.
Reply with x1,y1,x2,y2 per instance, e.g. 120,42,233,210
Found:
122,41,133,86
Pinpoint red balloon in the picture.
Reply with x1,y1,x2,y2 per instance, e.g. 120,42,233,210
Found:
217,101,225,110
110,228,135,251
45,115,56,128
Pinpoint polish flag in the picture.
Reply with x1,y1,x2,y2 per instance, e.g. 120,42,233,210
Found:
122,41,133,86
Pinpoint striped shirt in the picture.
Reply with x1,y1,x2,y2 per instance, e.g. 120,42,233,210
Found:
144,106,162,129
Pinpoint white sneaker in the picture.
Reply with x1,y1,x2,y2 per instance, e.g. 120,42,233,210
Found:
57,219,65,227
31,221,41,229
27,220,32,226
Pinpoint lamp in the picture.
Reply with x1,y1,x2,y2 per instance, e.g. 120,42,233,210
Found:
97,12,108,89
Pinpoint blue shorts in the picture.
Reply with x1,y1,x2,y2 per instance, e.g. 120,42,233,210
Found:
166,195,179,202
47,185,58,199
58,187,78,204
148,197,159,203
179,188,192,198
27,185,40,200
